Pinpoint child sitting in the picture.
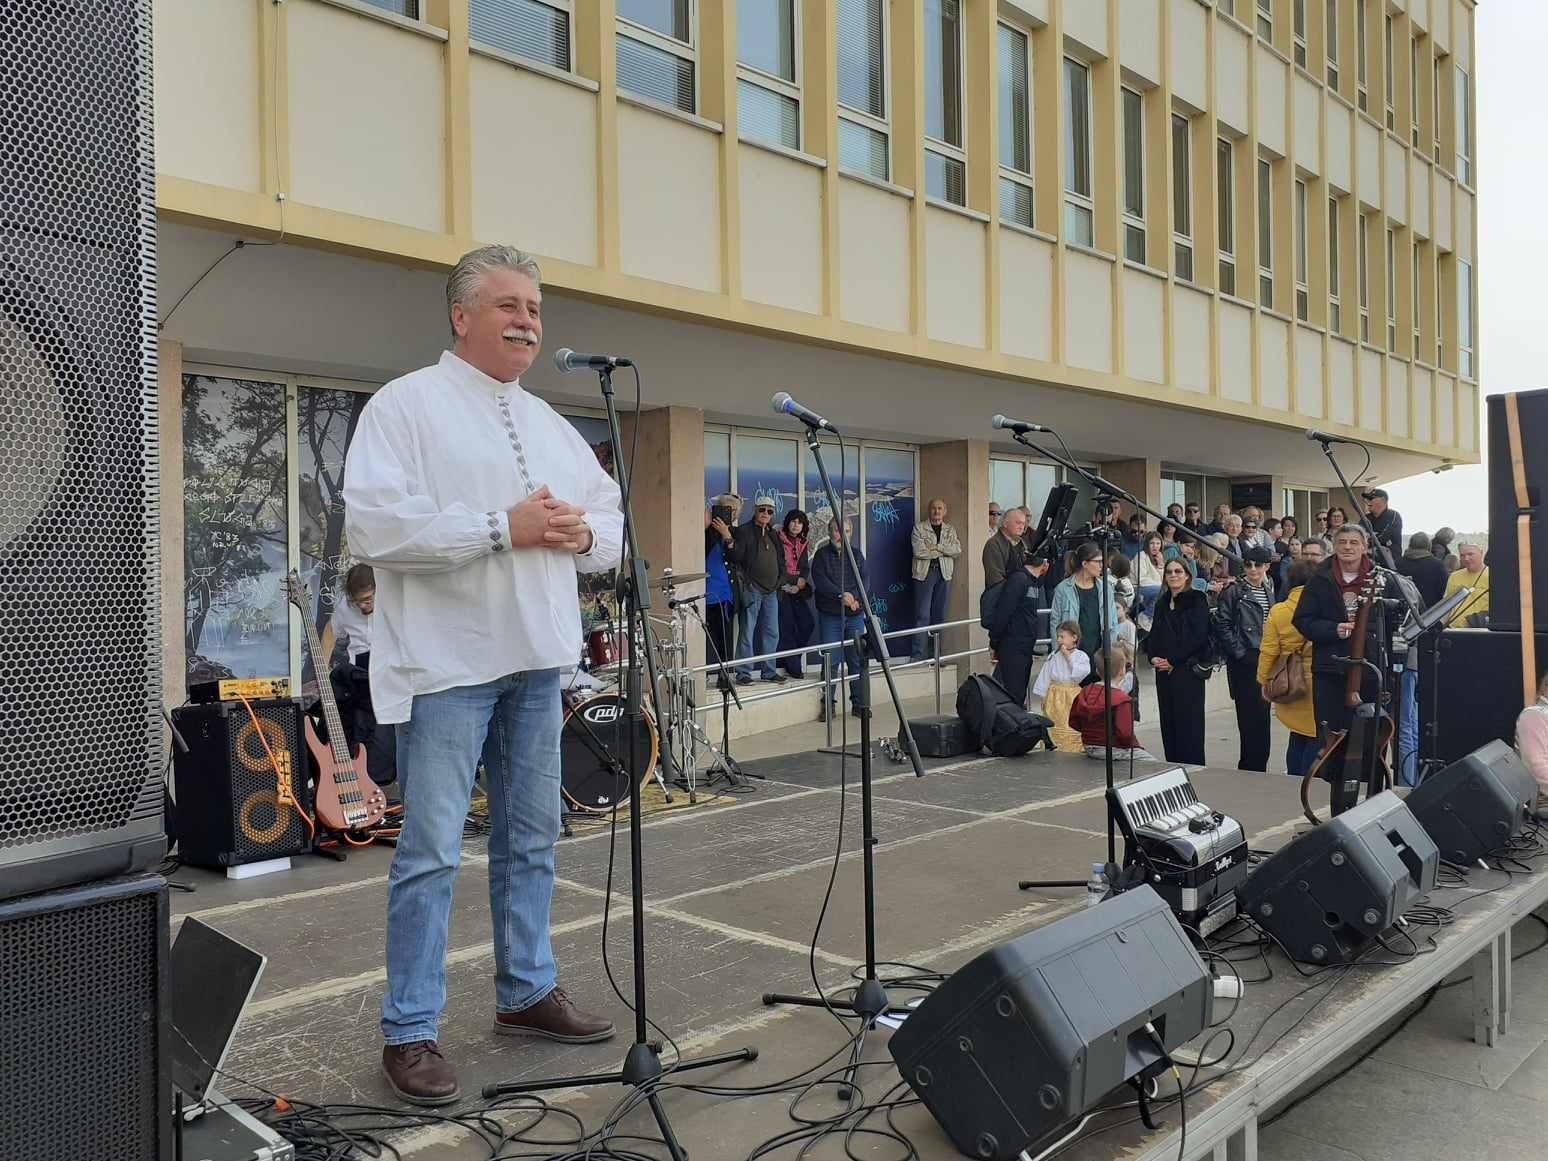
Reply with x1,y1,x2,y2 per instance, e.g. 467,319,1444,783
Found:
1069,644,1155,763
1033,620,1091,754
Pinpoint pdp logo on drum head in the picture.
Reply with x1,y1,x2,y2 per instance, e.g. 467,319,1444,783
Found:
582,702,624,726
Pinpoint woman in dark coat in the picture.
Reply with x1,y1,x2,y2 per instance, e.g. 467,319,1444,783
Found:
775,509,814,678
1144,558,1213,765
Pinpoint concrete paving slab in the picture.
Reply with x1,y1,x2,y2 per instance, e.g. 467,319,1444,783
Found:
1371,986,1548,1090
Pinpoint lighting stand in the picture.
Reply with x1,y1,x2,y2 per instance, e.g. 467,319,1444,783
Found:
760,423,926,1095
481,363,755,1159
1010,426,1242,896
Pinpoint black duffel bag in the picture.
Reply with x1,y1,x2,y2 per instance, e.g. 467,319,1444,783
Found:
955,674,1054,758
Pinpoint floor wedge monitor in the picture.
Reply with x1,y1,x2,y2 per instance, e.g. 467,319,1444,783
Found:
1240,791,1439,966
889,886,1210,1161
1405,740,1538,866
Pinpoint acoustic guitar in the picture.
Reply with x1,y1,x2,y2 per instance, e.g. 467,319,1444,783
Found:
1302,564,1393,823
285,571,388,832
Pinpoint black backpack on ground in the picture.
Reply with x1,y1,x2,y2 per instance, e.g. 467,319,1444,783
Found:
955,674,1055,758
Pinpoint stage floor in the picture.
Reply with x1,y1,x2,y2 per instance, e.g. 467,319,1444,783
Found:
169,747,1545,1159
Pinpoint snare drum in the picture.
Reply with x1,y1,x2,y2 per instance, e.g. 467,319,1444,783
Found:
586,620,636,674
560,693,657,813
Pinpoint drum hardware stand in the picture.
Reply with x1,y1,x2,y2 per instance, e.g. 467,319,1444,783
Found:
678,596,762,791
760,419,925,1098
483,360,755,1153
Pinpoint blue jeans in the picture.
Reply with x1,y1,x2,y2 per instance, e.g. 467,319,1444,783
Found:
1397,666,1420,786
819,611,866,706
736,588,780,678
911,568,951,659
1286,731,1320,778
381,669,562,1045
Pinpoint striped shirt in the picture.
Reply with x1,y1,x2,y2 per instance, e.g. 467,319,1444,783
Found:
1245,580,1274,618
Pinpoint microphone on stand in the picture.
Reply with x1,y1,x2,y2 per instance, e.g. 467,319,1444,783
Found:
1305,427,1360,446
991,414,1054,434
553,348,633,373
771,392,840,433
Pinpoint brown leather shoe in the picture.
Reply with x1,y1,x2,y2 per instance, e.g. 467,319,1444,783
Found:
494,986,616,1043
381,1040,460,1106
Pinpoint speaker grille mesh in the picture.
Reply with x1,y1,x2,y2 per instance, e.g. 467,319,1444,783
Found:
0,881,165,1159
0,0,161,854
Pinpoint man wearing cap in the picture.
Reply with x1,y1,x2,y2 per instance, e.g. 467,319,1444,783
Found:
1363,489,1403,558
724,496,788,684
1214,545,1278,771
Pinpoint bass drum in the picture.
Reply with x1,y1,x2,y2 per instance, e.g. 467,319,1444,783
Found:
560,693,657,814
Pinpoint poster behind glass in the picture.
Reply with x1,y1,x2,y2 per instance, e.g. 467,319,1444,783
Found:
861,448,916,648
564,415,619,632
736,435,799,523
801,438,857,539
182,375,289,687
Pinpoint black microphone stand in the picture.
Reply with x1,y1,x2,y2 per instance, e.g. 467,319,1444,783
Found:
1012,426,1243,895
481,363,754,1159
760,422,926,1096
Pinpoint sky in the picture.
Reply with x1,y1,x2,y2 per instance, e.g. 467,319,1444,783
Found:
1381,2,1548,536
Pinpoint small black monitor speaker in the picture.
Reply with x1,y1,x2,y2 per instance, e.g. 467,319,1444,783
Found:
1405,740,1538,865
1240,791,1439,966
889,886,1211,1161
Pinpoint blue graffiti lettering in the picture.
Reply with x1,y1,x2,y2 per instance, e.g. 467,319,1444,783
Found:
870,499,899,527
888,582,905,594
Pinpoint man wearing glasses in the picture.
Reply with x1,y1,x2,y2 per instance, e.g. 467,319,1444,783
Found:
723,496,787,685
988,503,1003,533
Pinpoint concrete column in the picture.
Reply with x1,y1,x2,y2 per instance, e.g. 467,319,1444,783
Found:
159,339,185,710
1097,457,1162,522
919,439,990,674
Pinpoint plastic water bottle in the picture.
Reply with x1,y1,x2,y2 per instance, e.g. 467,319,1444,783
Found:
1085,862,1107,908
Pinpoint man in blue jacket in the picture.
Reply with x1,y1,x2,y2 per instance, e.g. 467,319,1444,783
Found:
813,517,868,721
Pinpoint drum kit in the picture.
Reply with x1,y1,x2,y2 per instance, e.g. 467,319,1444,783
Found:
561,568,750,816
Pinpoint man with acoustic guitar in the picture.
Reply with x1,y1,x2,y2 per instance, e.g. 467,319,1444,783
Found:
1292,523,1404,813
344,245,624,1106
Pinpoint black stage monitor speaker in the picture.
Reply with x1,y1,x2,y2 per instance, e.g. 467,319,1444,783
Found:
1488,388,1548,634
0,0,162,899
1406,740,1538,865
172,700,313,867
0,874,170,1161
890,886,1211,1161
1240,791,1439,966
1418,629,1548,766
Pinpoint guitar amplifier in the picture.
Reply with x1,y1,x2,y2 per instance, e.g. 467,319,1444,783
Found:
172,700,312,867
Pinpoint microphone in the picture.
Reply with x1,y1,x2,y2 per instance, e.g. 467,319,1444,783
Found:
553,348,633,373
771,392,840,433
1305,428,1360,446
992,414,1053,434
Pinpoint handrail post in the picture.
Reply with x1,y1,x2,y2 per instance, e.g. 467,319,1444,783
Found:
822,650,833,747
932,628,942,715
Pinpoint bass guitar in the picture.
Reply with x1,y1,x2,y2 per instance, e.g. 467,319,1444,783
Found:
1302,564,1393,823
286,571,388,832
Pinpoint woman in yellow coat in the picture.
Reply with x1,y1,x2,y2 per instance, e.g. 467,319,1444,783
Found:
1256,560,1319,776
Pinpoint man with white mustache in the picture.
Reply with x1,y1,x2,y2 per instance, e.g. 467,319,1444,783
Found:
344,245,624,1106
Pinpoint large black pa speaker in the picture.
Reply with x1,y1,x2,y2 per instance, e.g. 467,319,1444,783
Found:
0,874,170,1161
0,0,162,899
1406,740,1538,865
1488,389,1548,633
889,886,1211,1161
1240,791,1438,966
1418,629,1548,766
172,700,313,867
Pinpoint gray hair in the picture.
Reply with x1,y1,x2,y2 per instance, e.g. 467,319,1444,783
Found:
1224,514,1243,530
446,245,542,338
1332,522,1368,543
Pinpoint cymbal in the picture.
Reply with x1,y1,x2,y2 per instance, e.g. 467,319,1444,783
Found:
653,571,707,589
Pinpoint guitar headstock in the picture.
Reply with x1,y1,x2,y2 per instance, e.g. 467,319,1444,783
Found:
285,569,308,613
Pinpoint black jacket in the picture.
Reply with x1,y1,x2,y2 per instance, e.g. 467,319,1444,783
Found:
987,568,1049,651
728,521,782,594
1292,561,1402,675
1368,508,1403,556
1396,553,1447,607
1214,577,1274,660
812,542,868,616
1144,587,1213,670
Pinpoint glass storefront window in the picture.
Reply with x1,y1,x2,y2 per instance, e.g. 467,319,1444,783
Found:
862,447,916,639
736,435,800,523
704,430,730,508
802,439,858,534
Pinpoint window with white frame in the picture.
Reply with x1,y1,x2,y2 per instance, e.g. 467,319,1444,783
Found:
1456,65,1472,184
1436,253,1445,365
736,0,800,149
1121,87,1146,262
471,0,571,71
1410,35,1420,147
1293,0,1307,68
361,0,418,16
1328,195,1342,332
1458,258,1474,377
1383,13,1394,131
1258,157,1273,307
923,0,965,205
1173,113,1194,280
617,0,695,113
1356,0,1368,111
1294,178,1309,321
1385,225,1397,349
1219,0,1234,18
837,0,888,180
1412,239,1422,353
1218,137,1236,295
997,22,1034,228
1432,55,1443,159
1358,212,1370,341
1257,0,1273,41
1064,57,1094,246
1325,0,1339,88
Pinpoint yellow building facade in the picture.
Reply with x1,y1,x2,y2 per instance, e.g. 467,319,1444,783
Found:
151,0,1479,697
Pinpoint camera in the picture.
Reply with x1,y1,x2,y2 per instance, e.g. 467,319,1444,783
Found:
711,503,736,525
